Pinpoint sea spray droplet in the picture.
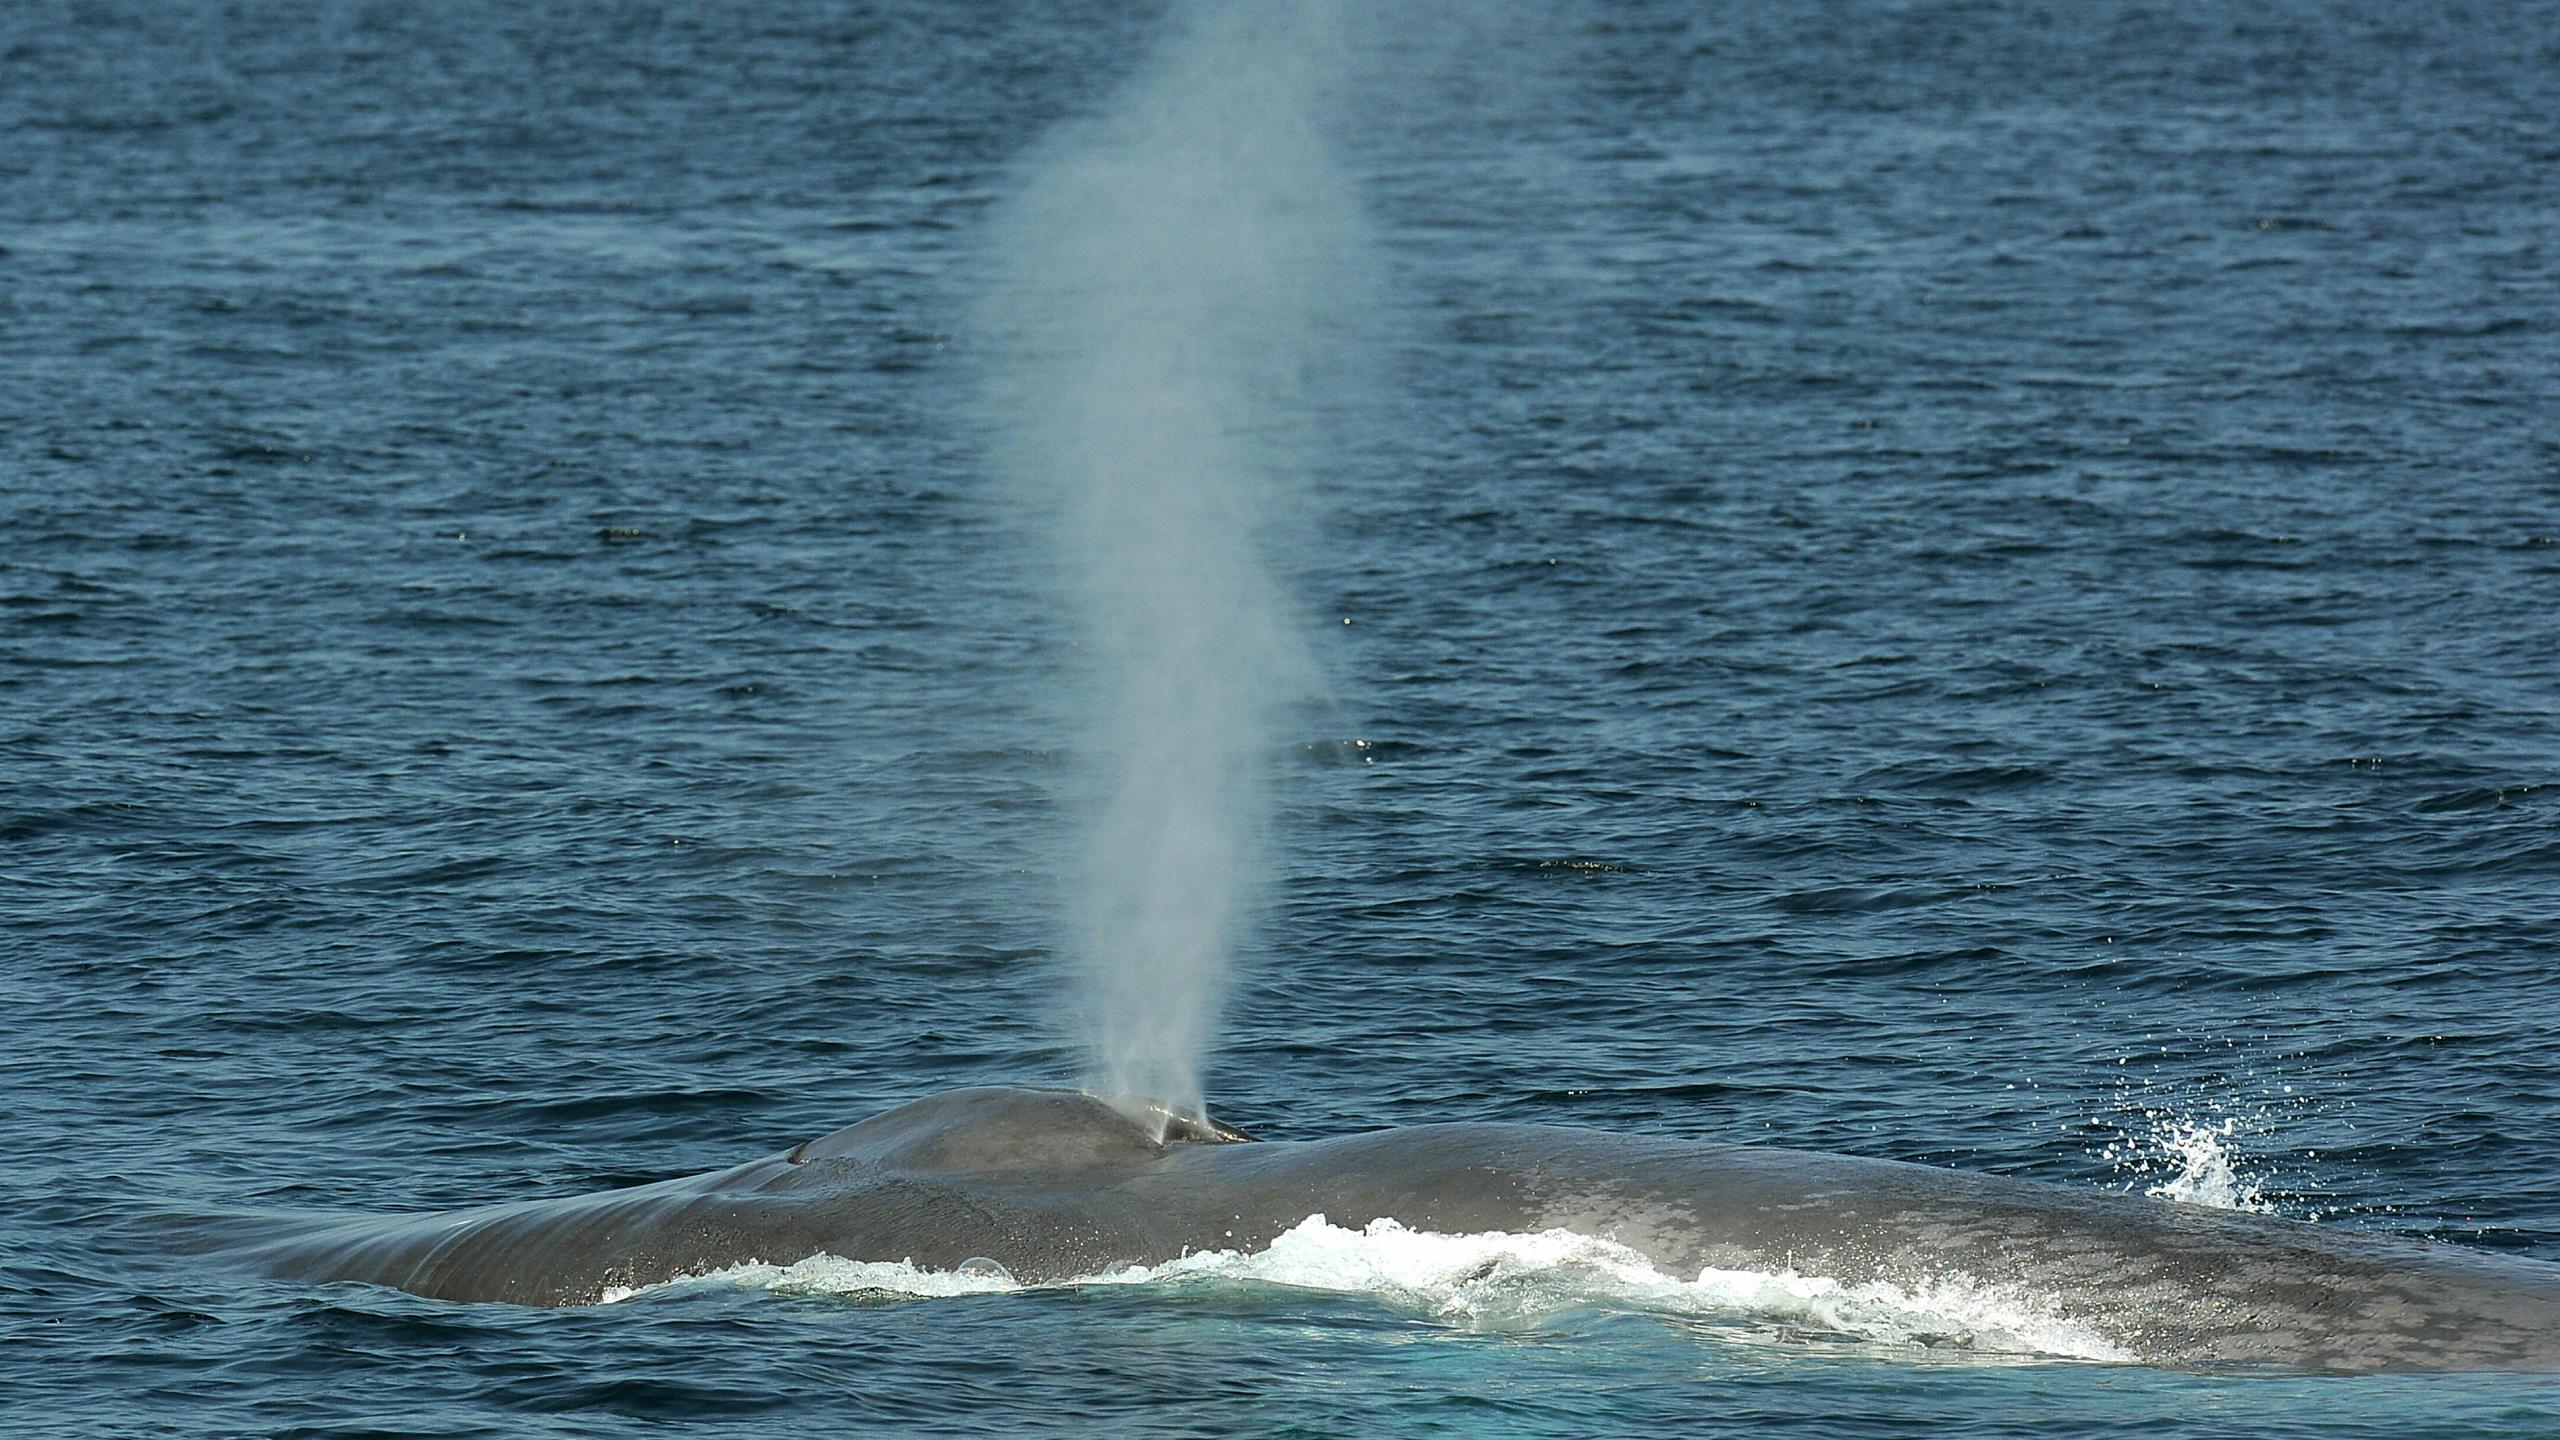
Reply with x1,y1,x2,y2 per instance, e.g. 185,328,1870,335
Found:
2097,1109,2276,1214
2138,1118,2270,1213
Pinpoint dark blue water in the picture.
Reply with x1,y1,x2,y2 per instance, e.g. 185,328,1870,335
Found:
7,1,2558,1433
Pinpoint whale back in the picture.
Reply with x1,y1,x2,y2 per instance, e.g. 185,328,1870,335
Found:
790,1086,1251,1174
213,1086,2560,1371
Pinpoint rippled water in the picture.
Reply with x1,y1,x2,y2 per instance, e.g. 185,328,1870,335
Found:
8,1,2558,1434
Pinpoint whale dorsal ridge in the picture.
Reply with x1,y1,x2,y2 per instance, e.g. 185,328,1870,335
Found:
786,1086,1248,1173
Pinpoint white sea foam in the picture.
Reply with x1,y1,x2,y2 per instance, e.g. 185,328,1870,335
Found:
607,1256,1021,1306
622,1215,2127,1364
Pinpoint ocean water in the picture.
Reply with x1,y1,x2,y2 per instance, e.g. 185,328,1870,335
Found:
6,0,2558,1434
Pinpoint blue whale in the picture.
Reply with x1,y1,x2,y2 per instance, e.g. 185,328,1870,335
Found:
221,1086,2560,1373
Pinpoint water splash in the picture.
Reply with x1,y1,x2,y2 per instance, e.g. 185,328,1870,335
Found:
2103,1115,2272,1213
2084,1038,2342,1219
974,1,1372,1124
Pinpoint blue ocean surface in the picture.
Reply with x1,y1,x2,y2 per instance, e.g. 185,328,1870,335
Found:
6,0,2558,1434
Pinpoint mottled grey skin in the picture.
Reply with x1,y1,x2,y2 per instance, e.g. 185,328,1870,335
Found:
231,1086,2560,1373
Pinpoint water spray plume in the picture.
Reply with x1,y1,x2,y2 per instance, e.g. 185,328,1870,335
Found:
975,2,1371,1129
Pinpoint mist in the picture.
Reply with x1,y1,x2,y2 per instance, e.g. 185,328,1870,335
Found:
975,0,1372,1125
